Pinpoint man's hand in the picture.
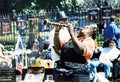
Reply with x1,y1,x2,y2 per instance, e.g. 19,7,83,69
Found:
55,26,61,32
67,23,74,35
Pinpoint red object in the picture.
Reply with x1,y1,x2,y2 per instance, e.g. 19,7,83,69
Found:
16,56,23,74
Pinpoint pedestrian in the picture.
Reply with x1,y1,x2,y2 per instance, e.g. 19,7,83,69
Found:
50,6,95,81
104,15,120,48
54,24,95,81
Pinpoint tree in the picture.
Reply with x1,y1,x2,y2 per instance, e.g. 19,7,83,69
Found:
84,0,120,8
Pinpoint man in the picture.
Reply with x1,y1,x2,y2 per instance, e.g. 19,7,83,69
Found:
48,10,70,62
53,9,95,65
53,22,95,81
52,9,95,81
104,15,120,48
53,24,95,65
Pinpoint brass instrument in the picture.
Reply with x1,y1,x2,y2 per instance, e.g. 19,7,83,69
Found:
43,19,82,31
43,19,68,27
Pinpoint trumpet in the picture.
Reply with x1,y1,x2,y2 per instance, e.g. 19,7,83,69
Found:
43,19,68,27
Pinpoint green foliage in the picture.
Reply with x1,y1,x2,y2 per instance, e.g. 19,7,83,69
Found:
6,0,86,14
96,34,104,41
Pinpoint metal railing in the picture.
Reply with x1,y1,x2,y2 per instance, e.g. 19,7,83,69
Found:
0,10,103,50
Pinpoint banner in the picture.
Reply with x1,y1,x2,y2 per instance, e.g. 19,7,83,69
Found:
88,8,100,22
100,6,113,23
16,15,27,31
0,20,12,34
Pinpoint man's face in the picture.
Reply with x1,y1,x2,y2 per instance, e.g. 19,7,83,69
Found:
78,26,93,37
81,27,91,33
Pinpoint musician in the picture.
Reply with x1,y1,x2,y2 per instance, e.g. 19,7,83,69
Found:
53,15,95,65
52,11,95,81
48,11,71,62
0,44,13,68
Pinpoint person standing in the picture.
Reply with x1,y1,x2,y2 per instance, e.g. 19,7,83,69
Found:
54,24,95,64
104,15,120,48
53,8,95,65
53,23,95,81
51,7,94,81
48,8,71,62
52,9,94,64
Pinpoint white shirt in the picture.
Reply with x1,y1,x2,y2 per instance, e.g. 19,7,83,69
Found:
48,28,60,61
99,47,120,63
48,27,71,62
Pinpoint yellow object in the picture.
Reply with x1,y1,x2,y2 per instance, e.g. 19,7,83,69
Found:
34,60,41,67
33,59,51,68
45,61,50,68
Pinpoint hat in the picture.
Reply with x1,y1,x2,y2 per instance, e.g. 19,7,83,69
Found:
56,11,68,22
0,44,4,48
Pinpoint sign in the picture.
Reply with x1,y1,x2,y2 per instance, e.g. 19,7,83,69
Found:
100,6,113,23
17,15,27,31
0,20,12,34
88,8,100,22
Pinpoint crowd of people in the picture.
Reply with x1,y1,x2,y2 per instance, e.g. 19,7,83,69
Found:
103,15,120,80
90,38,120,79
51,14,120,81
0,9,120,82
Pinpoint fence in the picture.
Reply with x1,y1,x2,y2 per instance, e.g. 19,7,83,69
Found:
0,10,103,50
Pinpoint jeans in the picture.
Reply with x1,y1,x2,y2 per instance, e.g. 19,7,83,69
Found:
90,60,113,78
